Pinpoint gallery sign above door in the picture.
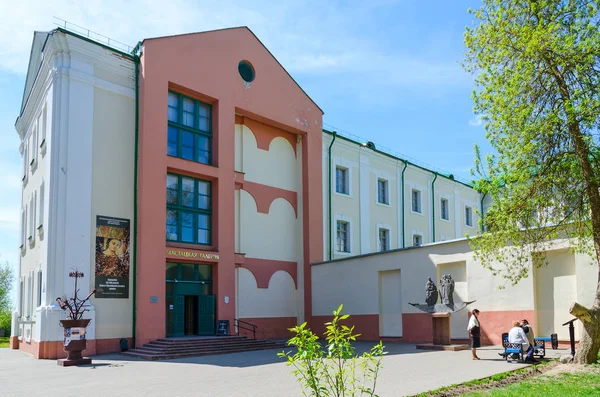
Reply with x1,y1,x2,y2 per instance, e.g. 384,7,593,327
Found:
166,248,220,261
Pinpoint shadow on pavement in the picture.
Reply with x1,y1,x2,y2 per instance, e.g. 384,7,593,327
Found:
89,341,445,368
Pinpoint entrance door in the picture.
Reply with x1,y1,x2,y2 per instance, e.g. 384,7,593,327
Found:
198,295,216,335
379,270,403,337
166,263,214,337
184,296,198,336
174,295,185,336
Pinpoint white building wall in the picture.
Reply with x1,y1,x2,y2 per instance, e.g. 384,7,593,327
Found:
323,132,482,259
238,269,297,318
235,120,302,323
14,30,135,347
325,135,361,259
312,237,598,342
90,86,135,340
16,84,51,343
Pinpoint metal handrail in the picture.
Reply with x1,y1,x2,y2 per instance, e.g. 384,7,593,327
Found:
53,17,134,54
234,318,257,339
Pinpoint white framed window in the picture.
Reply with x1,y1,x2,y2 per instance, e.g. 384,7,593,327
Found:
20,207,27,247
465,205,473,227
335,166,349,195
440,198,449,221
37,270,43,307
377,179,389,205
38,182,45,229
33,190,37,233
30,124,38,168
413,233,423,247
19,278,24,317
411,189,422,213
336,220,350,252
40,107,46,144
40,105,48,154
22,142,28,181
28,271,34,318
28,196,35,241
378,228,390,251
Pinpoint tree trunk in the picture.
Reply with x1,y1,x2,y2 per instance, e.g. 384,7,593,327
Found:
571,304,600,364
551,66,600,364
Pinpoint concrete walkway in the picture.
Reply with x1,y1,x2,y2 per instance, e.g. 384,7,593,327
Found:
0,343,566,397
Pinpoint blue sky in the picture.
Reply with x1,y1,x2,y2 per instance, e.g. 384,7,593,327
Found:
0,0,489,296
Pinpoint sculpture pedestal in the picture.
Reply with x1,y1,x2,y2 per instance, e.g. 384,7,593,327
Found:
416,312,469,351
432,312,451,345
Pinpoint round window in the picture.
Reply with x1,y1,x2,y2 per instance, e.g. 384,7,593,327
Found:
238,61,255,83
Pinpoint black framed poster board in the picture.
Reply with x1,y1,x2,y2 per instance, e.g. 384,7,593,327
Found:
216,320,230,336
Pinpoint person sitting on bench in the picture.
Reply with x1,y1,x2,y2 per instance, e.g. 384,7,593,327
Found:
521,319,535,357
508,320,534,362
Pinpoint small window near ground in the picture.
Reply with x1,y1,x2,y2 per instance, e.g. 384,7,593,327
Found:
37,270,42,307
378,228,389,251
336,221,350,252
413,234,423,247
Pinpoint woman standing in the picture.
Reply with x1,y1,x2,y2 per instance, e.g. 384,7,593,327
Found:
467,309,481,360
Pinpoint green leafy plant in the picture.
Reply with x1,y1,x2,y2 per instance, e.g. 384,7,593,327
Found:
0,309,11,332
463,0,600,364
278,304,386,397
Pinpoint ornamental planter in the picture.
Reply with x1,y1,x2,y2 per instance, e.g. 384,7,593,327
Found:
56,270,96,367
58,319,91,366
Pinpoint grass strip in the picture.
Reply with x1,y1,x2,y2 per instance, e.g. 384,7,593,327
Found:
411,360,555,397
462,366,600,396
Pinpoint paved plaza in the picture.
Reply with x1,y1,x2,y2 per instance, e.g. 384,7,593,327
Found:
1,343,566,397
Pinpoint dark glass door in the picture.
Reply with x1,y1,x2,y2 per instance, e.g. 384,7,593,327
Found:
184,296,199,335
166,263,214,337
198,295,215,335
174,295,185,336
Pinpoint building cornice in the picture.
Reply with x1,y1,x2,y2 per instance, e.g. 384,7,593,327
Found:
16,30,134,140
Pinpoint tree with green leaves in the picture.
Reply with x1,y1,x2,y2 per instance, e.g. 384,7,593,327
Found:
464,0,600,364
278,305,385,397
0,261,15,332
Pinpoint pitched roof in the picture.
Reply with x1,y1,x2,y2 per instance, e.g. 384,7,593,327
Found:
143,26,323,115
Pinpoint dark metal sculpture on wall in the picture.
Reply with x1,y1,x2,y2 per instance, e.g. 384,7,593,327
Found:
439,274,455,306
409,275,474,313
425,277,438,306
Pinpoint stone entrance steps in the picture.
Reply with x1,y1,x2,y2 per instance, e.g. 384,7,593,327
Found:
122,336,287,360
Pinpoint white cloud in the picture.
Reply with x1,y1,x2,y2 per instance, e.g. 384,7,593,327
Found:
0,206,19,233
0,0,470,91
468,114,485,127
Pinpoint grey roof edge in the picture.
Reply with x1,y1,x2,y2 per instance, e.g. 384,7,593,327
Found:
311,236,470,266
19,30,51,118
17,28,135,124
322,128,476,189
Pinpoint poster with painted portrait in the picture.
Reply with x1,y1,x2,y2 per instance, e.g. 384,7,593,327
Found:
95,216,130,298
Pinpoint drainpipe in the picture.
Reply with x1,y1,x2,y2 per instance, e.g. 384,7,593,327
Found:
480,192,487,233
328,132,337,260
431,173,438,242
400,160,408,248
132,43,142,349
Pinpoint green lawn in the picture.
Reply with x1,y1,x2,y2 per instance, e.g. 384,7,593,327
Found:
462,370,600,396
0,337,9,348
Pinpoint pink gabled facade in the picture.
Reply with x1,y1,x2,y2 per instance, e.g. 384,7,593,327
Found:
136,27,323,346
